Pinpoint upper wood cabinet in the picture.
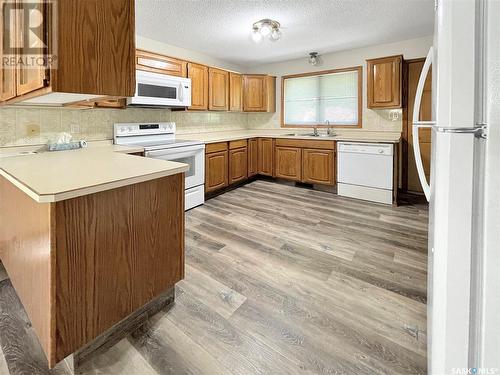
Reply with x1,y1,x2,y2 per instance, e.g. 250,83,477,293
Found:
243,75,276,112
229,73,243,112
367,55,403,108
302,149,335,186
275,147,302,181
258,138,275,176
0,3,16,101
1,0,136,105
209,68,229,111
136,50,187,77
16,0,46,96
248,138,258,177
188,62,209,110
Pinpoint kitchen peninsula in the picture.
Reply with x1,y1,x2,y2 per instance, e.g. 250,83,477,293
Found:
0,146,187,368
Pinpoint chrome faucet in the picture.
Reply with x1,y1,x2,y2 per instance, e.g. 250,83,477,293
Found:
325,120,335,136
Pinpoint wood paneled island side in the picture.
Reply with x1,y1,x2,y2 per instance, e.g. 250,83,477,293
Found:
0,148,187,368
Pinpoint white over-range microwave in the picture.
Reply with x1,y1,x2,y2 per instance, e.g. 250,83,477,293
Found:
127,70,192,108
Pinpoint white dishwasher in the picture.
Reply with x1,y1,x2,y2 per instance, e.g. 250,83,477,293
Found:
337,142,394,205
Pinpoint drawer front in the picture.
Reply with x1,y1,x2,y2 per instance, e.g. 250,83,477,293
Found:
206,142,228,154
229,139,247,150
275,138,335,150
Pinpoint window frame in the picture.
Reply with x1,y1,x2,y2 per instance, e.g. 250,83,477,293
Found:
280,66,363,128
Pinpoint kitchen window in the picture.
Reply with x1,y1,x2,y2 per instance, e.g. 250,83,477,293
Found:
281,66,362,127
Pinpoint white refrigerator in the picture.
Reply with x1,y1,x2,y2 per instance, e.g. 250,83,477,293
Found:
411,0,499,373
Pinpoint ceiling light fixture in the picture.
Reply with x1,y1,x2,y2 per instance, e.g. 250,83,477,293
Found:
252,19,281,43
308,52,319,66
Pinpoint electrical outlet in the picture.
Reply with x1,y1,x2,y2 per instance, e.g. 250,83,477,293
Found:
71,123,80,133
26,124,40,137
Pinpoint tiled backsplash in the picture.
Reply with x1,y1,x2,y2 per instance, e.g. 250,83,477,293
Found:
0,107,248,147
0,106,400,148
246,108,403,132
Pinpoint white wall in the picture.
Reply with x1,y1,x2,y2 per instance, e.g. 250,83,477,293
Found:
246,35,433,131
136,36,245,73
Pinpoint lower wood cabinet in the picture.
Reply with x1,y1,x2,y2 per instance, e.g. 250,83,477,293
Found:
205,138,337,195
229,147,248,185
258,138,274,176
205,150,228,192
302,149,335,185
248,138,258,177
275,147,302,181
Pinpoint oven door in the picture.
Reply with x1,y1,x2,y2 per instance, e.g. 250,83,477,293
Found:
145,144,205,189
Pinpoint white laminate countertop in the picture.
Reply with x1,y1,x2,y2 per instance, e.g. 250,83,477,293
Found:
176,129,402,144
0,145,188,203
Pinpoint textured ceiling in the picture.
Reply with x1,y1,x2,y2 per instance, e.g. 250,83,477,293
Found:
136,0,435,67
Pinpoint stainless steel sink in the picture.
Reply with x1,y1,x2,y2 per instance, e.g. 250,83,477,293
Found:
283,132,336,138
283,132,315,137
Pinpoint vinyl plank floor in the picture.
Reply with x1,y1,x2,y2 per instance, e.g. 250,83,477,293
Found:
0,180,428,375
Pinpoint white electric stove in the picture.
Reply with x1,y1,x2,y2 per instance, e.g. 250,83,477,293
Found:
114,122,205,210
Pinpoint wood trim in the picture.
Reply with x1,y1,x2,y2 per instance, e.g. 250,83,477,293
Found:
280,66,363,128
0,86,53,106
365,54,405,62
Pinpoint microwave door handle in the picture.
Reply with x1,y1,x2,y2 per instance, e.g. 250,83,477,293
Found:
412,46,434,202
178,83,184,101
